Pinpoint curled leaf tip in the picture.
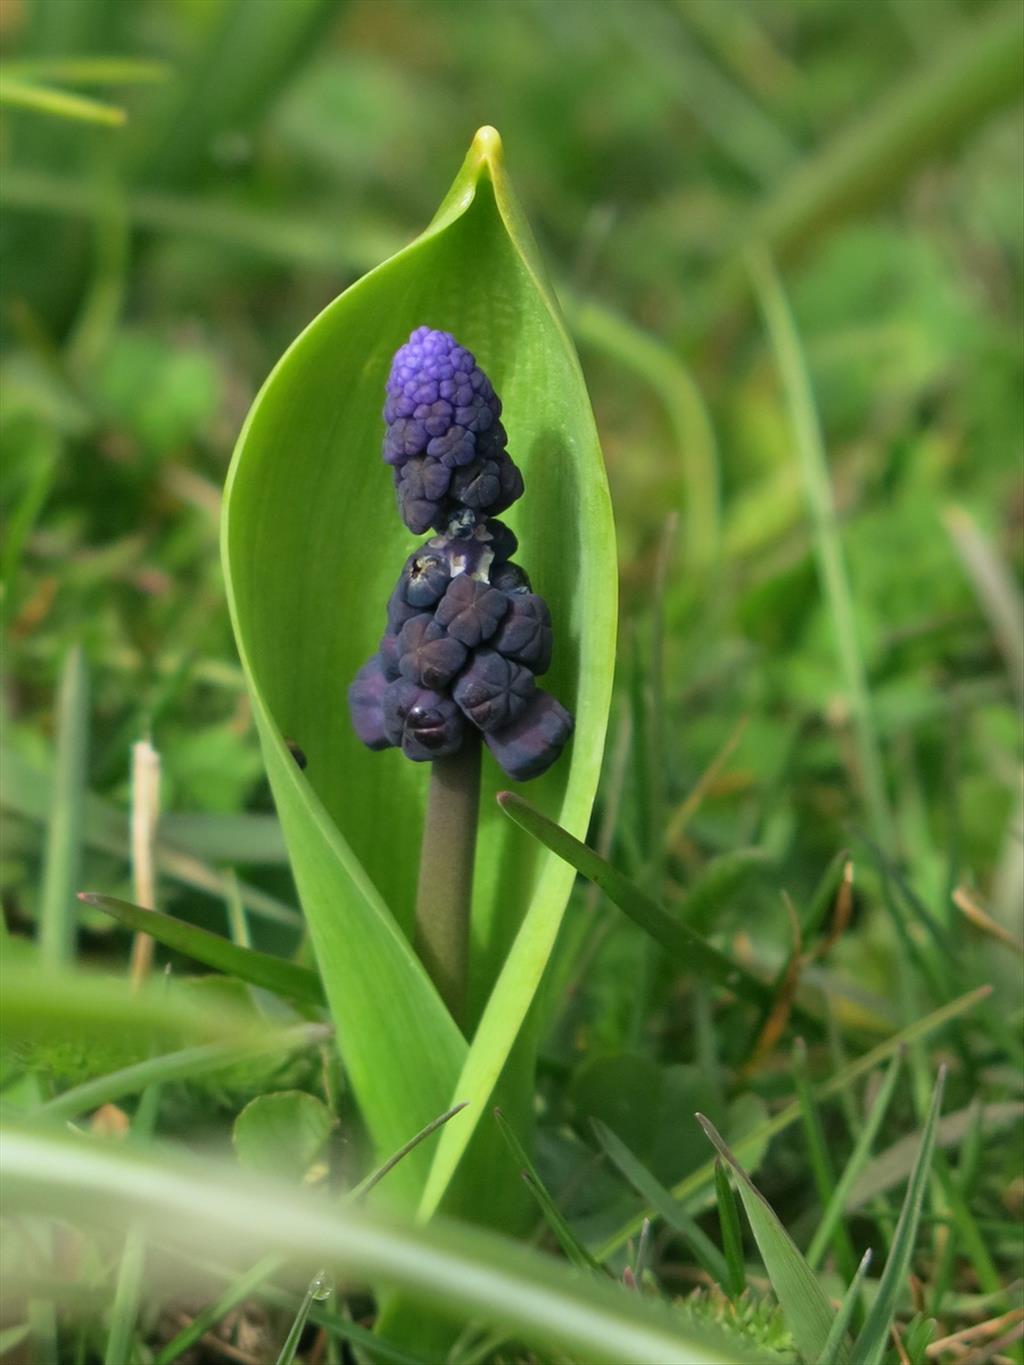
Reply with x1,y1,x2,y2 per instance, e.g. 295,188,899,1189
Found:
471,125,503,164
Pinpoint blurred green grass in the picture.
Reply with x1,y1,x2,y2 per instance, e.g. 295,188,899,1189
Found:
1,0,1022,1358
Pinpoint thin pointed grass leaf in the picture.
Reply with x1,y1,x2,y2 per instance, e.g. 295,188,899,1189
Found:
497,792,773,1011
494,1109,602,1274
38,646,89,966
851,1068,948,1365
155,1103,464,1365
807,1052,903,1270
78,893,324,1006
595,986,990,1261
592,1119,730,1286
697,1114,849,1365
714,1160,746,1300
223,126,616,1214
2,1128,771,1365
822,1250,873,1365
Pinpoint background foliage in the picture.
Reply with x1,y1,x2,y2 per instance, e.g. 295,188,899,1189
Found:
1,0,1021,1362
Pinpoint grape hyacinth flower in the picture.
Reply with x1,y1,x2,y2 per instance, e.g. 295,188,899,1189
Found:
348,325,573,782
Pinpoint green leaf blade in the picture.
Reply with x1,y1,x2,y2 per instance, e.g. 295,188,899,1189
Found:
222,127,616,1213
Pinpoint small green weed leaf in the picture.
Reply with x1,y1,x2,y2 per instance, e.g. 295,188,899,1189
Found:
850,1067,947,1365
233,1091,334,1181
593,1119,730,1286
223,127,616,1212
3,1127,773,1365
697,1113,847,1365
78,893,324,1007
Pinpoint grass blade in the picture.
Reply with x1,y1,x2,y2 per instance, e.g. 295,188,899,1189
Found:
594,986,988,1261
495,1109,602,1274
697,1113,846,1364
714,1160,746,1300
792,1038,858,1282
38,646,89,966
851,1067,947,1364
822,1250,874,1365
497,792,774,1011
2,1127,770,1365
156,1103,464,1365
807,1052,903,1270
2,747,299,923
593,1119,730,1286
78,893,324,1006
748,249,892,850
34,1025,330,1124
0,77,126,126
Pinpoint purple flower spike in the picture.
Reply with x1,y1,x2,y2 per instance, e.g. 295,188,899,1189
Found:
484,690,574,781
382,679,464,761
348,656,393,751
349,325,573,781
453,648,535,733
397,613,467,690
434,576,508,648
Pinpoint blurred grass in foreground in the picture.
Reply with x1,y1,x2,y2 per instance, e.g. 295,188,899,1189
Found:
1,0,1021,1361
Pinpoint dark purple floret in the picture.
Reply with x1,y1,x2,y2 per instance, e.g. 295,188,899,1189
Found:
485,690,574,781
403,551,451,608
453,649,535,733
449,451,524,516
348,656,393,751
397,614,467,689
434,576,508,648
490,561,531,595
395,458,452,534
484,519,518,564
491,592,553,674
382,679,464,761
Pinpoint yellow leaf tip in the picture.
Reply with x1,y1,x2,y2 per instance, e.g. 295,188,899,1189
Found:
472,125,503,161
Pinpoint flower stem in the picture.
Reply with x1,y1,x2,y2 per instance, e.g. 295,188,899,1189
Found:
415,731,481,1027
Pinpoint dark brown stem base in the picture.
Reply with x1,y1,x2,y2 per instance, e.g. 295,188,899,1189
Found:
414,730,481,1028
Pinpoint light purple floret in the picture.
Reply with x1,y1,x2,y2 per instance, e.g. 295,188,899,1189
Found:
383,326,502,469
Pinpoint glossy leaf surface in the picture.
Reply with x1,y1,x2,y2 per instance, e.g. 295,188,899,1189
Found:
223,127,616,1211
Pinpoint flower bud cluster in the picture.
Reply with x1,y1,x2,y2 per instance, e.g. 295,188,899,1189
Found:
348,327,573,781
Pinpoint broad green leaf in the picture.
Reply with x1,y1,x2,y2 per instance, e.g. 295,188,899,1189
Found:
851,1068,947,1365
79,893,324,1006
2,1127,771,1365
223,126,616,1213
233,1091,334,1181
698,1113,848,1365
